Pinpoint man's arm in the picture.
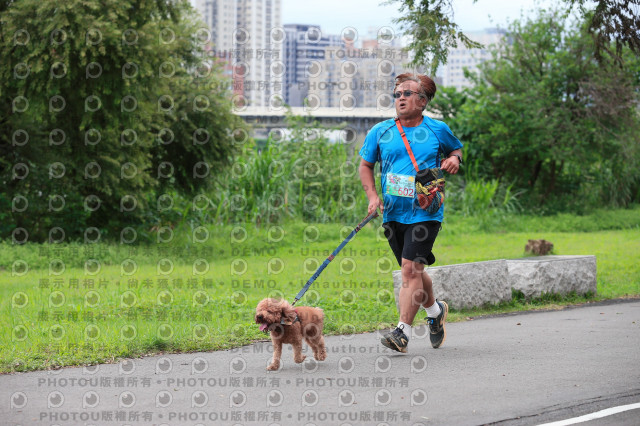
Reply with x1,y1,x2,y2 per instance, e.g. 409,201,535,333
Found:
359,158,383,215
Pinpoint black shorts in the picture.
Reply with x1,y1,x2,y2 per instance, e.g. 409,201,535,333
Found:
383,221,441,266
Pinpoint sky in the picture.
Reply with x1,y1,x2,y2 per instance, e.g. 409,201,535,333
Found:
281,0,556,38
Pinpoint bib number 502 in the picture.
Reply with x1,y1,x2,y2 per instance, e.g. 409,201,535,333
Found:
398,187,414,197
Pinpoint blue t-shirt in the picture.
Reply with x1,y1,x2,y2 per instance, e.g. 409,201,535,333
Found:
359,116,463,224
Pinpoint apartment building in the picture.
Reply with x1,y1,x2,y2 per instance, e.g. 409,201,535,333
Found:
307,38,411,109
438,28,505,90
195,0,282,107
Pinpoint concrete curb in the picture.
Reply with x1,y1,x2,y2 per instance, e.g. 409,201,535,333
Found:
393,255,597,310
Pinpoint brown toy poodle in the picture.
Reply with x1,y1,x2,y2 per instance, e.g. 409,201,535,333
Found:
255,298,327,370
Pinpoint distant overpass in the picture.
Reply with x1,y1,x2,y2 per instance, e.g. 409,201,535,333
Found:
235,106,439,144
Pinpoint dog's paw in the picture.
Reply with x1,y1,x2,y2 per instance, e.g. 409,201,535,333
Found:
294,354,307,364
315,351,327,361
266,363,279,371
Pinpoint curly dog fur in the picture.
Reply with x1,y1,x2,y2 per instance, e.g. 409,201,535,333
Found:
255,298,327,370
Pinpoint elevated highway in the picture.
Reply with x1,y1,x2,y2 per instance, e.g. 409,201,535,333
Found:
235,106,439,144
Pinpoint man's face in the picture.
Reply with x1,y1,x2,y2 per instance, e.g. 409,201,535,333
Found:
394,80,427,119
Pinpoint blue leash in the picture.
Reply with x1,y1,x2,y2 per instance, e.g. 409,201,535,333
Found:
291,211,379,306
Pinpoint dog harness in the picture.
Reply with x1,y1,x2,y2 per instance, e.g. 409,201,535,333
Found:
280,309,300,325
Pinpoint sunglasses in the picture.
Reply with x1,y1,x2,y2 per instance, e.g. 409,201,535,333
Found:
393,90,423,99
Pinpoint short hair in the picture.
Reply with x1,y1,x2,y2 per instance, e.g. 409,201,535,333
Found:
394,73,437,109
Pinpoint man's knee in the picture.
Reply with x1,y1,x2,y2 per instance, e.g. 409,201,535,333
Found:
400,259,424,280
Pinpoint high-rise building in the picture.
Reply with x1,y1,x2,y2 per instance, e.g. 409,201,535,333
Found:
281,24,343,107
234,0,282,107
194,0,237,55
307,38,411,110
438,28,505,90
193,0,239,98
194,0,282,107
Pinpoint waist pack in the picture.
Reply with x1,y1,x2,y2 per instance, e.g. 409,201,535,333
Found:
394,118,445,214
415,167,445,213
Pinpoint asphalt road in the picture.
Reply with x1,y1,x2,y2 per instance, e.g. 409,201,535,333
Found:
3,299,639,426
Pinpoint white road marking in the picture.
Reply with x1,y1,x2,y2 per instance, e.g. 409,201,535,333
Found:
537,402,640,425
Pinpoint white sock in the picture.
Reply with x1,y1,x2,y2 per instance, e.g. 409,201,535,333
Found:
425,301,442,318
397,321,412,340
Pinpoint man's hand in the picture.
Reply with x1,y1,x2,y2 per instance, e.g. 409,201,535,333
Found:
368,196,383,216
359,158,383,216
441,153,461,174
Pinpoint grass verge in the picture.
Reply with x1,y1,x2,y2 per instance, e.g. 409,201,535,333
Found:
1,210,639,373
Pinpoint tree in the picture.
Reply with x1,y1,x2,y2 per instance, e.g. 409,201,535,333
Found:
456,9,640,210
426,85,468,121
570,0,640,67
0,0,243,241
387,0,481,75
390,0,640,74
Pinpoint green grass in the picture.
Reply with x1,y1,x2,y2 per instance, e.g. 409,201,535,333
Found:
1,208,639,373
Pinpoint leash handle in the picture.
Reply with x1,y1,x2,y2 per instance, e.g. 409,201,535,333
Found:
291,210,379,306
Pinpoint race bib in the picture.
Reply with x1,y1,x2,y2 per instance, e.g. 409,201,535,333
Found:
386,173,415,198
